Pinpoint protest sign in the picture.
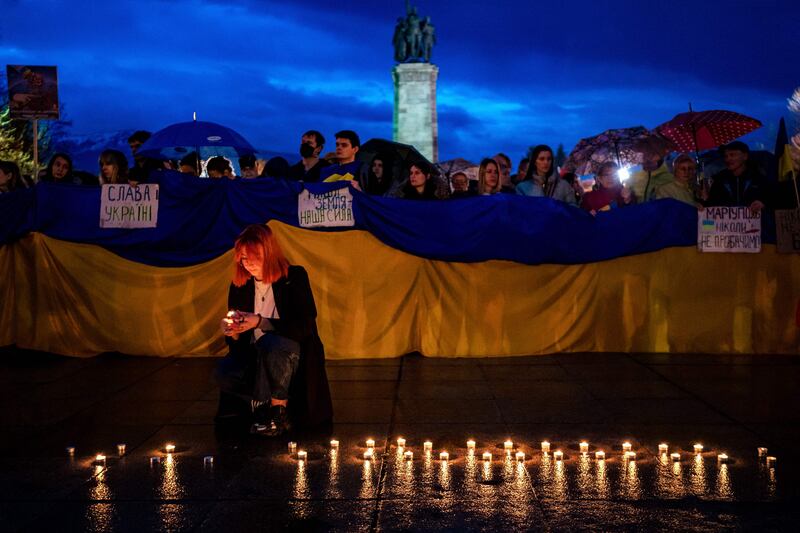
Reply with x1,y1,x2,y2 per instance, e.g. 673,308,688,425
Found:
697,206,761,253
775,209,800,254
6,65,59,120
100,184,159,228
298,188,355,228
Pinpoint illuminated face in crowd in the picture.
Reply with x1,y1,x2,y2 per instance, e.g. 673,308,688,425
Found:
0,168,11,190
451,172,468,191
179,164,197,176
673,160,696,184
642,153,662,172
101,160,118,180
484,161,499,189
241,166,259,179
239,248,264,281
371,159,384,179
301,134,322,158
724,149,748,175
596,167,619,189
335,138,358,164
409,164,428,190
534,151,553,177
517,160,529,180
493,155,511,184
52,156,70,179
128,140,143,155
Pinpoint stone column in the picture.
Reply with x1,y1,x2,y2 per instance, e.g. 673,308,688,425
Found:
392,63,439,163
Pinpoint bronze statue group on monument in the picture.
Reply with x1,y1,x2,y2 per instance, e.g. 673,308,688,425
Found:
393,5,436,63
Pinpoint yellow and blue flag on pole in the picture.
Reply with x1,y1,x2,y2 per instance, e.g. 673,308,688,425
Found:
775,117,796,182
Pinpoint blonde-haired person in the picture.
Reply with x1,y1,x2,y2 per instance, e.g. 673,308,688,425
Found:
478,157,501,195
216,224,332,436
655,154,700,207
98,149,129,185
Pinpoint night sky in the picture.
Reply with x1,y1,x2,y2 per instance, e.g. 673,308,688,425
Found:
1,0,797,163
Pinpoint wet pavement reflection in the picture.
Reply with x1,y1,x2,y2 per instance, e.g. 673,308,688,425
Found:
86,465,113,531
5,351,799,530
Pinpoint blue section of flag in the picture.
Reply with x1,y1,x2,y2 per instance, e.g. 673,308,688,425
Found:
1,171,706,266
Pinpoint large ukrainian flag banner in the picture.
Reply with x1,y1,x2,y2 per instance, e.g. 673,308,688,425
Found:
1,172,797,357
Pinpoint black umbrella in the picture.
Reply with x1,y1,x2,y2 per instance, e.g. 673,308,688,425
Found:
358,138,434,171
356,138,439,195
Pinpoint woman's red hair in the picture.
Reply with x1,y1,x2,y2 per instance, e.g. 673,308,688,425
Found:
233,224,290,287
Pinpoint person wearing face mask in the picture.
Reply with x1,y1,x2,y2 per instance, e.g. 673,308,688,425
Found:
288,130,329,182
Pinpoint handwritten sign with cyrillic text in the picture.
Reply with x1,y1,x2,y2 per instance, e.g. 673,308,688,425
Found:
298,188,354,228
697,206,760,253
100,184,159,228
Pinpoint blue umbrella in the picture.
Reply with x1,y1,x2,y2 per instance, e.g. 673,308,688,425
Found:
136,120,256,169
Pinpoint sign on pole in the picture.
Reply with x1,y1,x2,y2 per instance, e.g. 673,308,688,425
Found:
100,184,160,228
775,209,800,254
6,65,59,120
298,188,355,228
697,206,761,253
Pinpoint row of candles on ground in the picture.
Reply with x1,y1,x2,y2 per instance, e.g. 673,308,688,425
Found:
66,439,776,467
287,439,778,466
65,443,214,467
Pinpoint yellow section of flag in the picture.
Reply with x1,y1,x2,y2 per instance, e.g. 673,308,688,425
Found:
778,144,795,182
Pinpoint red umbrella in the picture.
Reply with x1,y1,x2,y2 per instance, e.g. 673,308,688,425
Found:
655,109,762,153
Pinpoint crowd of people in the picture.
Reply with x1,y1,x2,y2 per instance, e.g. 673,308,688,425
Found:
0,127,787,215
1,128,792,438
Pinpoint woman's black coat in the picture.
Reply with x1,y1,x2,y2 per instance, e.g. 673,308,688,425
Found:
225,265,332,428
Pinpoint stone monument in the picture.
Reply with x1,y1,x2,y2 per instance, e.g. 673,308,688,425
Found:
392,4,438,162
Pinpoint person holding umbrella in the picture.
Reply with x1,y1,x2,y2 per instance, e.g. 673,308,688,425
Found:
365,154,394,196
702,141,766,212
580,162,634,214
655,154,700,207
629,152,674,203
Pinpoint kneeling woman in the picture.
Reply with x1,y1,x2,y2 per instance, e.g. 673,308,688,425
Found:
217,224,332,436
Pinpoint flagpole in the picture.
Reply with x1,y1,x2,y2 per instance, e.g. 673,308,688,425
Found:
685,102,707,192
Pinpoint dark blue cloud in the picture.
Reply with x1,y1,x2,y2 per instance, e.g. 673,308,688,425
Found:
1,0,796,164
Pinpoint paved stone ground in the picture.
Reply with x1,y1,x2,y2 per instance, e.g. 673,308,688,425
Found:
1,348,798,532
